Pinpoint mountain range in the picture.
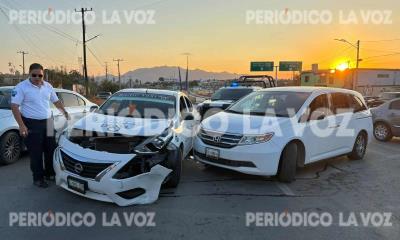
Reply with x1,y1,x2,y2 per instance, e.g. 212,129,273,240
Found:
95,66,241,83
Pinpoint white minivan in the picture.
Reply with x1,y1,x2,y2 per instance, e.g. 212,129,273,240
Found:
194,87,373,182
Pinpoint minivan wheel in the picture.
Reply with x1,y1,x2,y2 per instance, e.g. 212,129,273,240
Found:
0,132,21,165
164,148,183,188
277,142,298,183
348,132,367,160
374,122,392,142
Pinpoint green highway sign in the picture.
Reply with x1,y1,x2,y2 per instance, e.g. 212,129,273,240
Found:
250,62,274,71
279,61,302,71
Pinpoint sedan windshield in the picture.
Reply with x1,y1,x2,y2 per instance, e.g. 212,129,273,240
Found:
0,89,11,109
211,88,253,101
98,92,176,119
226,91,311,118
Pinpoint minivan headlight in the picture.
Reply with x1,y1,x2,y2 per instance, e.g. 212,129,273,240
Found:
238,133,274,145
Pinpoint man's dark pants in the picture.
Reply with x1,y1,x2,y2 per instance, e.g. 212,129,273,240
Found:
22,117,56,181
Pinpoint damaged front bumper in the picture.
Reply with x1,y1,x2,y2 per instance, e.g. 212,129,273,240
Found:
54,135,173,206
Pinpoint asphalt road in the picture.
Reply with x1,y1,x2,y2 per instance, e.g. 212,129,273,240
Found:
0,139,399,240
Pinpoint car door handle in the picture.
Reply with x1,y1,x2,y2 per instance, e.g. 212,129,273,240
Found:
329,124,341,128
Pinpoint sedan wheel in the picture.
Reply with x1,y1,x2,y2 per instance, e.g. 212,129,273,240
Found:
348,132,367,160
374,123,392,142
0,132,21,165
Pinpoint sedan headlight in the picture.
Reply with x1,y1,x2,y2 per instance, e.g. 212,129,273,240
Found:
134,128,173,154
57,128,70,144
238,133,274,145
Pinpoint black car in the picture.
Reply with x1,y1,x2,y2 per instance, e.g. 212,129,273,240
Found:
197,75,276,119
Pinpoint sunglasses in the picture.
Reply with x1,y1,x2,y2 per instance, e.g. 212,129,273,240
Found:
31,74,43,78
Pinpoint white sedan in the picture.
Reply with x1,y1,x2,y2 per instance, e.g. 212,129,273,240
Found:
54,89,200,206
0,86,98,165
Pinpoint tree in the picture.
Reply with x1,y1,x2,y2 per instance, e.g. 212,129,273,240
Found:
98,80,119,93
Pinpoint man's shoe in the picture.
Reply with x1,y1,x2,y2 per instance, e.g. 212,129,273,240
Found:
33,180,49,188
45,175,55,182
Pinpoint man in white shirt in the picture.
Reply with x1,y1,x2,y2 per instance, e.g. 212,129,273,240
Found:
11,63,69,188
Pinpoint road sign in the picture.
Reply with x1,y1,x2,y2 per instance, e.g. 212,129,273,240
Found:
250,62,274,71
279,61,302,71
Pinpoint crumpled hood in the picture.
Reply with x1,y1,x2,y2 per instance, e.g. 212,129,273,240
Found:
201,111,290,135
71,113,172,136
0,109,12,119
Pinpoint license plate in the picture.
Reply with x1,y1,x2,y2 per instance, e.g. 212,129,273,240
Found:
67,176,87,194
206,148,219,160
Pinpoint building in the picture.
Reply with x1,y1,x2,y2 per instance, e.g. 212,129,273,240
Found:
300,68,400,96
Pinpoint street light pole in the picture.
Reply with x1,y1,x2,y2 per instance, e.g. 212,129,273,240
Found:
355,40,360,90
334,38,361,90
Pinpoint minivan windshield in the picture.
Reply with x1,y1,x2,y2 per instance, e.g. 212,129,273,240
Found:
226,91,311,118
98,92,176,119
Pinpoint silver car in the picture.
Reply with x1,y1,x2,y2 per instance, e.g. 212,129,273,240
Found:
0,86,98,165
371,98,400,141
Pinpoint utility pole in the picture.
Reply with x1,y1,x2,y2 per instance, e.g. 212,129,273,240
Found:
17,51,28,76
182,53,191,92
274,65,278,85
104,62,108,81
113,59,124,89
178,67,182,91
185,55,189,92
75,7,93,96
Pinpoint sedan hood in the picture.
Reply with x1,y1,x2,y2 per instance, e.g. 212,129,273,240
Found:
201,111,290,135
71,113,172,137
203,100,235,107
0,109,12,119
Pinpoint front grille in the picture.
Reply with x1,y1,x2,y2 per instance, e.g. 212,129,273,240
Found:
194,150,256,168
68,128,147,154
60,151,113,179
198,128,243,148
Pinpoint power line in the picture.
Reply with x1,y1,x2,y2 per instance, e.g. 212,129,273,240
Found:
362,52,400,61
0,4,78,68
362,38,400,43
87,46,104,68
0,2,87,74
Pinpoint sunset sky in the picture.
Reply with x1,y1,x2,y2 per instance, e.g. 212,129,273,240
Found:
1,0,400,78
